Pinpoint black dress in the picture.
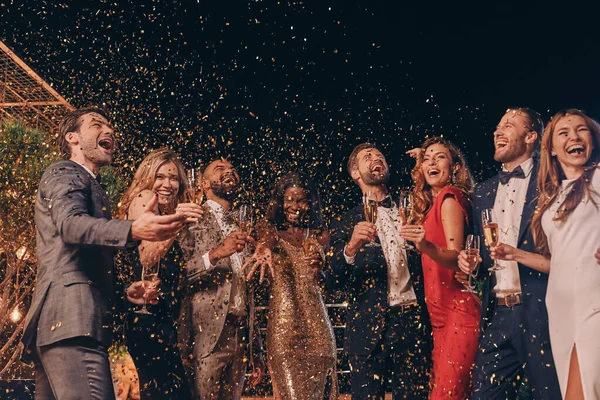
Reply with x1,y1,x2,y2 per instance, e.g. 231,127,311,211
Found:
125,242,191,399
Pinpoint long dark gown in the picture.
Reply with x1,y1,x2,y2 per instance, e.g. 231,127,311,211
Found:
125,242,191,400
266,232,338,400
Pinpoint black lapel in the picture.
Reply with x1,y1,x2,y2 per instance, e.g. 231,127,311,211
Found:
517,161,539,244
478,175,500,216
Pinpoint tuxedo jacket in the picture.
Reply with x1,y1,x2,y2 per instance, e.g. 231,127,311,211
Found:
177,203,260,362
474,158,551,330
21,160,133,362
327,203,429,357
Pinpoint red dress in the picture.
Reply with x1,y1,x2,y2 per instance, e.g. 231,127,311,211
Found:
422,186,481,399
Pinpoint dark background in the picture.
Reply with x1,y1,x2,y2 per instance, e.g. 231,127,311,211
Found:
2,1,599,216
2,1,599,396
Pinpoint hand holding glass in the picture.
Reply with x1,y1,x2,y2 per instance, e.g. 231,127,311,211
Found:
363,192,380,248
481,209,503,271
398,189,415,251
135,259,160,315
461,235,480,293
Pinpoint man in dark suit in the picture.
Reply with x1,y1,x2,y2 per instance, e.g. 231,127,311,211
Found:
457,108,561,399
21,107,193,400
327,143,431,399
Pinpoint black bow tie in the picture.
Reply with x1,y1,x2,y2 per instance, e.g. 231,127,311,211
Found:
377,197,393,208
95,175,102,184
498,166,525,185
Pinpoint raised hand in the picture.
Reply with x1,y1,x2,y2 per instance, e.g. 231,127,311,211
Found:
399,224,426,251
457,249,481,275
345,221,377,256
131,194,187,241
490,243,517,261
406,148,423,159
243,243,274,283
126,280,161,305
174,202,204,223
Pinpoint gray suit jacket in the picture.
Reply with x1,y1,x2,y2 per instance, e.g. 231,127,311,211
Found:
21,160,133,362
177,204,238,360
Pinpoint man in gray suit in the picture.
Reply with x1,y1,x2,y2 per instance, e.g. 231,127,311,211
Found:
21,107,194,400
178,158,264,400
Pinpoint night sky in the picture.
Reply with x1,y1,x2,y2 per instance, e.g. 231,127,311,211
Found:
2,0,600,218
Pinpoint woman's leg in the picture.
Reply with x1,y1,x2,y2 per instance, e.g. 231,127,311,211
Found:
564,345,584,400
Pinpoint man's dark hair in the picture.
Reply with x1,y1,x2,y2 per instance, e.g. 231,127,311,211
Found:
346,142,379,177
508,107,544,149
59,107,110,159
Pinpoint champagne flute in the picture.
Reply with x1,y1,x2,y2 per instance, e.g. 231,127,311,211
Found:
398,189,415,251
363,192,380,248
238,204,254,236
481,209,504,271
461,235,480,293
135,259,160,315
186,167,203,204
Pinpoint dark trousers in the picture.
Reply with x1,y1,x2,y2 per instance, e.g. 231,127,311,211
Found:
126,312,191,400
348,306,431,400
33,336,115,400
472,304,561,400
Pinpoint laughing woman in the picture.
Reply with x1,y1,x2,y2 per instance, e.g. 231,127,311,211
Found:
244,172,338,400
493,109,600,399
119,148,202,399
400,137,480,399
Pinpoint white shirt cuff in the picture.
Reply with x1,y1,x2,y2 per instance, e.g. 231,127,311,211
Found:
343,245,356,265
202,251,216,271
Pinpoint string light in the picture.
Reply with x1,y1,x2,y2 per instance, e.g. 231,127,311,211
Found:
10,307,22,323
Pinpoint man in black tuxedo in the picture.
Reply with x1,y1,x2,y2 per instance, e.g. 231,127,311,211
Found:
327,143,431,399
21,107,196,400
457,108,561,399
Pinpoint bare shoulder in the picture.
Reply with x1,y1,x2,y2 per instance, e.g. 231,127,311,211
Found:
128,190,156,220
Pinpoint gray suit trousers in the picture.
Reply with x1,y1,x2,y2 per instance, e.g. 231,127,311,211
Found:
33,337,115,400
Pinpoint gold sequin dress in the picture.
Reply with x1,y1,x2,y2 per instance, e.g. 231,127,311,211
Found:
266,234,338,400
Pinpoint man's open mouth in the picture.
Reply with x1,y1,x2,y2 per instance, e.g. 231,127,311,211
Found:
98,137,114,150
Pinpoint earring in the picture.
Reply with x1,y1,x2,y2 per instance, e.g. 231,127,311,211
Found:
451,172,457,184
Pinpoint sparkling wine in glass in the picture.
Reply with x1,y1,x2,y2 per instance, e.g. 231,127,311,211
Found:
363,192,380,248
238,204,254,236
135,259,160,315
461,234,480,293
186,167,203,204
398,189,415,251
482,209,503,271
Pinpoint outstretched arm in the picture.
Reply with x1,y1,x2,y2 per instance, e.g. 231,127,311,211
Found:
491,243,550,274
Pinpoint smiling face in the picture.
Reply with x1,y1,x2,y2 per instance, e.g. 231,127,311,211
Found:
352,148,390,185
202,159,240,201
69,112,116,169
493,111,534,165
551,114,595,174
152,161,180,205
283,186,309,225
421,143,457,191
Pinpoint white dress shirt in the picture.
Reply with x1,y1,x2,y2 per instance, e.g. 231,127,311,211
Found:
202,199,247,315
492,157,533,298
345,199,417,306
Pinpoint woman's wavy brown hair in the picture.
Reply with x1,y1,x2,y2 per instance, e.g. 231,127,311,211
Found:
118,148,191,218
531,109,600,256
410,137,474,223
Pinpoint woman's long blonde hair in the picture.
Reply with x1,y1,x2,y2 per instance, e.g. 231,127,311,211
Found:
531,109,600,256
410,137,474,223
118,148,190,218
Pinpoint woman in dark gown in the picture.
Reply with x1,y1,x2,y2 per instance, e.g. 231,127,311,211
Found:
245,172,338,400
119,148,202,399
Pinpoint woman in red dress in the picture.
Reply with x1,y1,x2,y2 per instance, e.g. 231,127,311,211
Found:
401,137,481,399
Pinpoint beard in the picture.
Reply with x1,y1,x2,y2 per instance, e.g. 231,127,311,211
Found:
494,140,527,164
80,139,112,167
210,179,239,201
360,169,390,185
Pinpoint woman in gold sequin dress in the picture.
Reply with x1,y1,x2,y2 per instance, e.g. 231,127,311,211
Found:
245,172,338,400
